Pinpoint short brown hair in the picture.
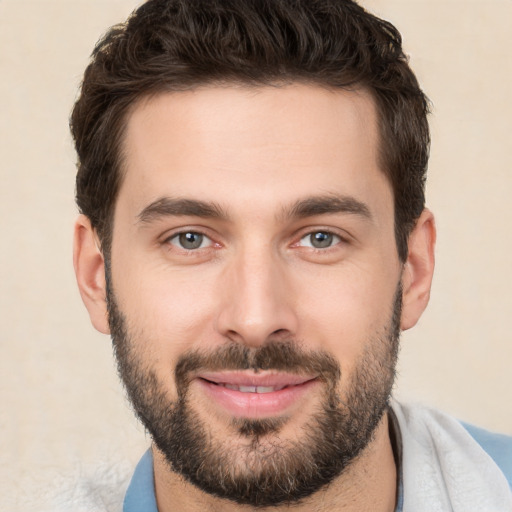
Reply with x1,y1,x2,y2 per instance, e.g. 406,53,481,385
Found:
71,0,430,261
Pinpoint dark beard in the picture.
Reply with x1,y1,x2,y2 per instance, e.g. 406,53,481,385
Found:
107,276,401,507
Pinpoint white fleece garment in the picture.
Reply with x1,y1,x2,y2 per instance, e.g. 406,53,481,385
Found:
392,401,512,512
21,460,131,512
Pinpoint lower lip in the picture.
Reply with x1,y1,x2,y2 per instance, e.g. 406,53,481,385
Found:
196,378,318,418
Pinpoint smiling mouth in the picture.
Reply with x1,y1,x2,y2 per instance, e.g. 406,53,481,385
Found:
195,372,319,418
201,381,292,393
198,371,316,390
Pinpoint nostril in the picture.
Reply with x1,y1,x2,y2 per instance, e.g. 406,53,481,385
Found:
225,329,245,344
270,328,292,339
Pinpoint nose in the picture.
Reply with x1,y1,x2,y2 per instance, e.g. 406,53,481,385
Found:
215,247,298,348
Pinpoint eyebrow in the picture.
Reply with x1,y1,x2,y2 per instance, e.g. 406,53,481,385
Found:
137,197,228,224
136,193,372,225
283,194,372,221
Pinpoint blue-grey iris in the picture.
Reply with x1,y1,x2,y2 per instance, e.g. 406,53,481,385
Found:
311,232,333,248
179,232,203,249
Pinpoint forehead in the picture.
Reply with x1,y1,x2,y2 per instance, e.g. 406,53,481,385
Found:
118,84,391,219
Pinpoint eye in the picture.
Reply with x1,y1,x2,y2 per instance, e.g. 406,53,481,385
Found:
168,231,212,250
299,231,342,249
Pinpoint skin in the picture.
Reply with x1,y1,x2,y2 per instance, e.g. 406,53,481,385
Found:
74,84,436,511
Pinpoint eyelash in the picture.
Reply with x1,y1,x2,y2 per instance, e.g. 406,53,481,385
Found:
163,228,348,254
164,230,216,252
297,230,344,250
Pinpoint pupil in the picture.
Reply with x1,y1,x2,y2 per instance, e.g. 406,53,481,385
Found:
312,232,332,248
180,232,203,249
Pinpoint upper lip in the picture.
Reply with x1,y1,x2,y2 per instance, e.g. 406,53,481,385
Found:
197,371,317,388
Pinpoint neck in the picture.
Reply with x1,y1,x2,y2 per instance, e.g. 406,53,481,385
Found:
153,412,397,512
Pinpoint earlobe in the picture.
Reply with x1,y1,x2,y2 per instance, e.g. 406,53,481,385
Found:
73,215,110,334
400,209,436,331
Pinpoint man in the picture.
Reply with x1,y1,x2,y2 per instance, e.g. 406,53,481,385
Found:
71,0,512,511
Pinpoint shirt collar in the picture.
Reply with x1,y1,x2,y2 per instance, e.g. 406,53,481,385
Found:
388,405,405,512
123,449,158,512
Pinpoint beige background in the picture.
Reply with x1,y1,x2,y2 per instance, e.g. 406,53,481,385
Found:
1,0,511,508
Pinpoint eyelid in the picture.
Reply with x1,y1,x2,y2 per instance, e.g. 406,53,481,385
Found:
169,232,212,250
292,227,352,247
161,226,220,251
298,231,342,248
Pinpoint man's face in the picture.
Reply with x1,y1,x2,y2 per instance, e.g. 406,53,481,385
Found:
107,85,403,505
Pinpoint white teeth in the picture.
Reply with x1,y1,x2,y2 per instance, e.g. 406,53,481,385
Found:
255,386,275,393
221,384,286,393
239,385,257,393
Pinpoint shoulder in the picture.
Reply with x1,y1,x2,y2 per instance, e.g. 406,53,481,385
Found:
461,420,512,489
391,400,512,490
23,460,132,512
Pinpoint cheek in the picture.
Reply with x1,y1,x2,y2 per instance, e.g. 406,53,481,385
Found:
294,264,398,370
113,261,221,359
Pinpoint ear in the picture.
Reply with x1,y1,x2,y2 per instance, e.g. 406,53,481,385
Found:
400,209,436,331
73,215,110,334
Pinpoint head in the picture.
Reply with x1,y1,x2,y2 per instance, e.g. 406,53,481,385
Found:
72,0,435,508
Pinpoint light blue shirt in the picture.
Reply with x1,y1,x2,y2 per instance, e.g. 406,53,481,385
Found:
123,450,158,512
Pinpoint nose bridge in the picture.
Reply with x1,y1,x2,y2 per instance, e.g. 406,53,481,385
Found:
216,242,297,346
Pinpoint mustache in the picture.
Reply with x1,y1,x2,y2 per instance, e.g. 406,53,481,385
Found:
175,341,341,394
